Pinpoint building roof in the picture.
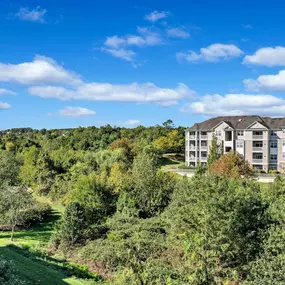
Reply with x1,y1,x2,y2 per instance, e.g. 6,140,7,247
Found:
187,116,285,131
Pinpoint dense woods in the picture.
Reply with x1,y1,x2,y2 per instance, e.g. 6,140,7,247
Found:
0,123,285,284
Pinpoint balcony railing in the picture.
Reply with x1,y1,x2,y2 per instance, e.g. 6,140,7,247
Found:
200,145,208,150
189,157,196,161
252,159,263,164
200,156,208,161
252,135,264,140
189,145,196,150
189,135,196,139
200,135,208,140
252,147,263,152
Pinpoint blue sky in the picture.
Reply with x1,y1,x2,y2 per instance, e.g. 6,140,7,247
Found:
1,0,285,129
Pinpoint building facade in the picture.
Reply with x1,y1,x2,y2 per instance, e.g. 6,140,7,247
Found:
185,116,285,172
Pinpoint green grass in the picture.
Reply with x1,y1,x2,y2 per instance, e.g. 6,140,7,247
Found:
0,246,95,285
160,153,185,170
0,197,99,284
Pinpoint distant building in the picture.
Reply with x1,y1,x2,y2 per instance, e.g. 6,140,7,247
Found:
185,116,285,172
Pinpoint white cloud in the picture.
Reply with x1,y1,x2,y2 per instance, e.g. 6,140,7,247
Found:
59,106,96,117
104,28,163,49
145,11,168,22
0,89,15,95
242,24,253,29
29,82,195,106
0,102,11,110
166,27,190,39
125,119,141,126
243,46,285,67
182,93,285,116
101,48,136,62
177,43,243,63
244,69,285,92
0,55,82,86
15,6,47,23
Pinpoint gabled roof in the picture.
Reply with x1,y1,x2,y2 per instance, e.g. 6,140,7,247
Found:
187,116,285,131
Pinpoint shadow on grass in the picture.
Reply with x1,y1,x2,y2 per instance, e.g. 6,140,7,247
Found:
0,245,102,285
0,210,62,244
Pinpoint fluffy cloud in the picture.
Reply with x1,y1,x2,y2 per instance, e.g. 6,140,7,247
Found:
29,82,195,106
15,6,47,23
166,27,190,39
177,43,243,63
125,119,141,126
0,89,15,95
243,46,285,66
145,11,168,22
244,69,285,92
0,102,11,110
0,55,82,86
59,106,96,117
104,28,163,49
101,48,136,62
182,93,285,116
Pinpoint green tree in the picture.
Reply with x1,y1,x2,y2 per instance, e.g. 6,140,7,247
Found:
207,136,222,167
59,202,86,246
0,151,20,187
0,186,34,241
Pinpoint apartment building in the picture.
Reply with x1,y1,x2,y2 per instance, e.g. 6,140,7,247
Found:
185,116,285,172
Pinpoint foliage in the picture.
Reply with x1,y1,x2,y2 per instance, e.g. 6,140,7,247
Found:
207,136,222,167
153,130,184,154
209,151,253,178
0,186,35,241
0,258,25,285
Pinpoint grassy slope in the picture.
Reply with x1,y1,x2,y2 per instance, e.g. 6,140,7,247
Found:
0,198,96,285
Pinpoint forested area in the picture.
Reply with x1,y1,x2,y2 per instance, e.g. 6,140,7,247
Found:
0,122,285,284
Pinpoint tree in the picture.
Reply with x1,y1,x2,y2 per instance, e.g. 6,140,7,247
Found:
162,119,175,129
0,151,20,187
59,202,86,246
0,186,34,241
209,151,253,178
153,130,184,153
207,136,222,167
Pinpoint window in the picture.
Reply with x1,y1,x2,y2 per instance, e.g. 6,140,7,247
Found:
253,153,263,159
237,130,244,136
270,154,277,160
283,140,285,146
271,131,277,137
190,132,195,136
269,165,278,170
201,152,207,158
201,142,207,147
270,141,278,148
282,128,285,134
236,142,243,148
253,141,263,147
201,131,207,136
253,165,263,170
215,131,221,136
253,131,263,136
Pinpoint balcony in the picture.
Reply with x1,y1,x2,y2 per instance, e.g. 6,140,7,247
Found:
189,157,196,161
252,159,263,164
189,145,196,150
200,156,207,161
200,135,208,140
252,147,263,152
252,135,264,140
189,135,196,139
200,145,208,150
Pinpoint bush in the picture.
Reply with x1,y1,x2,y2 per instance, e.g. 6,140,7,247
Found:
21,203,51,227
0,259,25,285
269,169,279,174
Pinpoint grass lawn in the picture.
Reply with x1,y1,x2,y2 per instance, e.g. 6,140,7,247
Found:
0,246,94,285
0,197,99,285
160,153,185,170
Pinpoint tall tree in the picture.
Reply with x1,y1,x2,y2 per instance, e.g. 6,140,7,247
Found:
207,136,222,167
